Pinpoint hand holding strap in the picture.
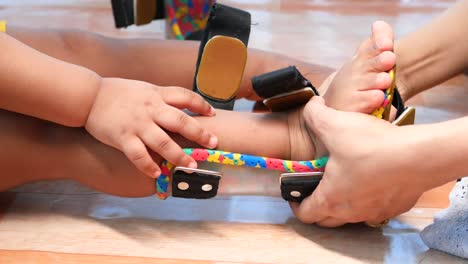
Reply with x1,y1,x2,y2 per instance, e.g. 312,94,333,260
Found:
156,68,416,202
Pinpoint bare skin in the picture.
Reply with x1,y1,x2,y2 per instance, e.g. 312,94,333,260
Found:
8,27,334,101
1,25,334,179
0,22,395,198
0,29,218,179
297,0,468,227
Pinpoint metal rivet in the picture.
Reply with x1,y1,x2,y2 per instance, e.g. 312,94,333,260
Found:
177,182,189,191
290,191,301,197
201,184,213,192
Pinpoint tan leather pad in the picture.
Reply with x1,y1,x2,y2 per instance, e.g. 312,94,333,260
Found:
136,0,156,26
392,107,416,126
263,88,315,112
196,36,247,101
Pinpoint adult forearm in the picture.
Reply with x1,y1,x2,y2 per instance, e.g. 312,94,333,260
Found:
0,32,100,127
395,0,468,101
401,117,468,190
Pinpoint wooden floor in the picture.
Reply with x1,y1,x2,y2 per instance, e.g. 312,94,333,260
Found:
0,0,467,263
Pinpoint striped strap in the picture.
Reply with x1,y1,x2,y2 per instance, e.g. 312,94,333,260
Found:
371,69,397,119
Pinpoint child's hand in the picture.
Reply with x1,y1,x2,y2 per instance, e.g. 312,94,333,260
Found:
85,78,218,178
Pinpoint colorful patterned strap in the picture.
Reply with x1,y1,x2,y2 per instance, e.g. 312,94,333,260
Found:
371,69,396,119
156,149,328,199
156,69,398,200
166,0,215,40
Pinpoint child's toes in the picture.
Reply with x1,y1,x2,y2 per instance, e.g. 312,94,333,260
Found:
369,51,396,72
360,72,393,91
358,90,385,114
356,21,393,59
371,21,394,52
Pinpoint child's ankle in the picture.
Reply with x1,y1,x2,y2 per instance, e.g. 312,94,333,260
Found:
287,107,319,161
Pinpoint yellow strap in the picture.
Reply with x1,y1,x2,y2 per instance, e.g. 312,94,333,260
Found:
371,68,396,120
0,20,6,33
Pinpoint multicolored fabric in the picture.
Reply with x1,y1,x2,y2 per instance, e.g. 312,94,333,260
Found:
371,69,396,119
156,149,328,199
165,0,215,40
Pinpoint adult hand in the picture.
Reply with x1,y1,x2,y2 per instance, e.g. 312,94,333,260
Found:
291,96,427,227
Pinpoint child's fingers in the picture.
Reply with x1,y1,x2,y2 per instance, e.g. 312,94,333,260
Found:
158,87,215,116
122,137,161,178
138,124,197,169
153,105,218,149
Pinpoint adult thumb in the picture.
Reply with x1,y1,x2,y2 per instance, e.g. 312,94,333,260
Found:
303,96,339,148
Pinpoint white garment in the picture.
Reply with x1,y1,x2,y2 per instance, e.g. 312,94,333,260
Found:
420,177,468,259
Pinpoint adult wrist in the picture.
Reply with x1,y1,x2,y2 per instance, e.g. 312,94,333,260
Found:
394,43,412,102
399,123,464,191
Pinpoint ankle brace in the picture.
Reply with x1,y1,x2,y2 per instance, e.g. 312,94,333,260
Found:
155,4,416,204
155,67,416,202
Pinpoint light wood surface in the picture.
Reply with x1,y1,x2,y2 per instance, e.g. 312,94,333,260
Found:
0,0,466,263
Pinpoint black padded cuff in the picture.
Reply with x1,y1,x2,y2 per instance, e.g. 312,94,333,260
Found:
252,66,319,99
392,88,406,118
203,97,236,111
154,0,166,19
192,4,251,110
111,0,135,28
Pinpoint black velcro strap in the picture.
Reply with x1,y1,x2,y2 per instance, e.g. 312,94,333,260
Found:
252,66,319,99
192,4,251,110
111,0,135,28
392,88,406,118
172,170,220,199
280,175,322,203
154,0,166,19
203,97,235,111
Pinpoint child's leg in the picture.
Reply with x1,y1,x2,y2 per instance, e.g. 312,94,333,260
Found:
8,27,334,101
0,109,295,197
0,21,395,196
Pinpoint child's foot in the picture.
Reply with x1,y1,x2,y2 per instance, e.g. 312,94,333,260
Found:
289,21,396,160
323,21,396,113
